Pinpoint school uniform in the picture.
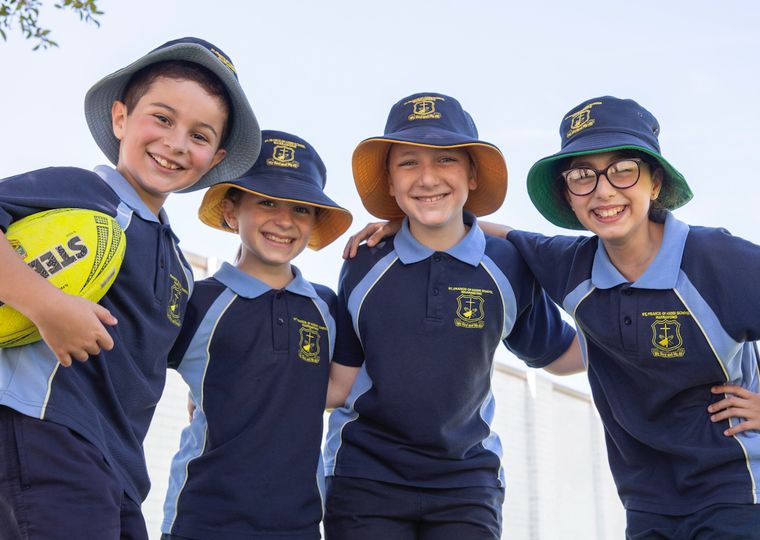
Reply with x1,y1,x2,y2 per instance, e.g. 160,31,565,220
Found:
508,212,760,517
0,165,193,539
323,214,575,537
161,262,336,540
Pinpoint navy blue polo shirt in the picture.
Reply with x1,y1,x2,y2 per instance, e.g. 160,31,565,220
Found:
0,165,193,504
324,214,575,489
162,262,335,540
509,213,760,515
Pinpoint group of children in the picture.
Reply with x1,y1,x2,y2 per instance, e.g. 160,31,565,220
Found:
0,36,757,540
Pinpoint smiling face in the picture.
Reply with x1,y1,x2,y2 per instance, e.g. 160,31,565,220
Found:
112,76,228,215
386,144,476,248
563,151,663,247
222,192,316,286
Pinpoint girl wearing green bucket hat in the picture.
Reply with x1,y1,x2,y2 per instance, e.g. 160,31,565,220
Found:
501,96,760,538
349,95,760,538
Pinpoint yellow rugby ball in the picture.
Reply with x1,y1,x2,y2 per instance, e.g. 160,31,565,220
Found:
0,208,126,348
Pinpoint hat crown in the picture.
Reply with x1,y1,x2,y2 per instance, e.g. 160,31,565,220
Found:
151,37,239,80
239,130,326,190
384,92,479,140
560,96,661,153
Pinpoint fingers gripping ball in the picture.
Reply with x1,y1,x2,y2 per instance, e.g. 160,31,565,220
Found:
0,208,126,347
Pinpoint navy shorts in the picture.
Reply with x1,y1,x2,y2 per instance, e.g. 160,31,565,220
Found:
0,406,148,540
324,476,504,540
626,503,760,540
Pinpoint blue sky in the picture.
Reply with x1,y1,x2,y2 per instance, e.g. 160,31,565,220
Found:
2,0,759,390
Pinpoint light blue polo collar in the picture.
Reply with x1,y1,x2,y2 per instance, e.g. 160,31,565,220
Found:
214,261,318,300
94,165,169,224
591,212,689,289
394,211,485,267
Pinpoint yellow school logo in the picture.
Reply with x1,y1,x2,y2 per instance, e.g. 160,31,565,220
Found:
455,293,485,329
273,145,295,163
265,138,304,169
167,274,188,327
299,327,320,363
650,319,684,357
211,48,236,74
565,101,603,138
294,317,327,364
405,96,444,120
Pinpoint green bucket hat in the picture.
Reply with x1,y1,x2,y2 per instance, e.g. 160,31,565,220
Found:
526,96,693,230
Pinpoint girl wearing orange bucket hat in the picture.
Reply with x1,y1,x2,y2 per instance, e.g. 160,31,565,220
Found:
323,92,581,540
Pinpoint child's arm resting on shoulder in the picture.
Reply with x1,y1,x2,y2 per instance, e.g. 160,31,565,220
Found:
0,231,117,367
477,220,513,239
542,336,584,375
708,384,760,436
326,362,360,410
342,220,402,259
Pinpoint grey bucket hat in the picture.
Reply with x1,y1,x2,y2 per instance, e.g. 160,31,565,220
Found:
84,36,261,192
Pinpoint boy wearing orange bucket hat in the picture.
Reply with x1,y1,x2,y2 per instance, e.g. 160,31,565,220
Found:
160,131,351,540
323,93,580,539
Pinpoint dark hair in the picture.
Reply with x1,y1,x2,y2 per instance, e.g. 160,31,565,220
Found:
121,60,232,146
555,150,666,222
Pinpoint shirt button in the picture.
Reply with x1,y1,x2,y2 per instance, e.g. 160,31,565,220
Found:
275,291,284,299
433,255,441,262
623,288,634,296
623,316,632,325
432,288,439,295
277,317,285,326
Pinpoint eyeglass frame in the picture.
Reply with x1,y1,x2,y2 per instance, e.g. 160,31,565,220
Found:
559,157,649,196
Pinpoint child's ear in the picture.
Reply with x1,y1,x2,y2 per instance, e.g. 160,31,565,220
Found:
651,168,664,200
221,198,238,231
210,148,227,170
111,101,127,140
387,177,396,198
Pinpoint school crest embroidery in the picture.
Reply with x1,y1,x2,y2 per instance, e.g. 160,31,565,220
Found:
650,319,685,358
565,101,603,138
167,274,188,327
641,309,689,358
293,317,327,364
265,138,304,169
405,95,444,120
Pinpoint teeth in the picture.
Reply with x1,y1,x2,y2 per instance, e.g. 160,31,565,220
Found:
151,153,181,170
595,206,624,218
415,194,447,202
263,233,293,244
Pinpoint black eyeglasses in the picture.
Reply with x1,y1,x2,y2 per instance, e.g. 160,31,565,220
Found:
560,158,645,196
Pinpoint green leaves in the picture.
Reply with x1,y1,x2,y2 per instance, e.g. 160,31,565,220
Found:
0,0,103,50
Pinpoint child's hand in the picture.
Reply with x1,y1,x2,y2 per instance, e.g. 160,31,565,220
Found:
187,398,196,423
342,220,401,259
478,220,513,239
708,385,760,436
30,291,117,367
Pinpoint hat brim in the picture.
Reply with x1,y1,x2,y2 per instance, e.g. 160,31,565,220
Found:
84,41,261,192
198,176,353,251
527,137,693,230
352,132,508,220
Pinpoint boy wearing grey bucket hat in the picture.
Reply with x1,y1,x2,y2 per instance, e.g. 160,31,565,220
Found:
160,131,351,540
502,96,760,536
0,37,260,539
